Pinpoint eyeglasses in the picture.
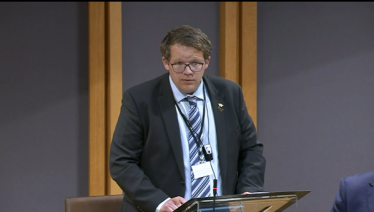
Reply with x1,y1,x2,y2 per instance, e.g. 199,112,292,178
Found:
169,62,204,73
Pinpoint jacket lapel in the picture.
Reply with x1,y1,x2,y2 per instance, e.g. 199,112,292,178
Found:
157,75,185,180
368,177,374,212
203,76,228,187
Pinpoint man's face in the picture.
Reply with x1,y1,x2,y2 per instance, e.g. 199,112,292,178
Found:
162,44,210,94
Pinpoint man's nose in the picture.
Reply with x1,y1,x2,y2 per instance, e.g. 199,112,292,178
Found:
183,64,193,73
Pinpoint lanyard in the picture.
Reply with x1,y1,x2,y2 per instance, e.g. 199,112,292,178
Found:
174,88,212,162
175,93,206,148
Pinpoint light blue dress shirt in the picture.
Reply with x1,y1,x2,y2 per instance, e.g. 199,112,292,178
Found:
156,76,222,212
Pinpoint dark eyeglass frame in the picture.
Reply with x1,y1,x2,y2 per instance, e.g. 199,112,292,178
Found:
169,61,205,73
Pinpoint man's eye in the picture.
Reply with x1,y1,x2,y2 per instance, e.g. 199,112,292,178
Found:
191,62,198,66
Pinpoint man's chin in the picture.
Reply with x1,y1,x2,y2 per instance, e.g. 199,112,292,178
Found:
180,86,196,95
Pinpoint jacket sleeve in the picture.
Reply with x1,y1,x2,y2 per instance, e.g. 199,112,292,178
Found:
329,178,347,212
236,86,266,193
109,91,168,212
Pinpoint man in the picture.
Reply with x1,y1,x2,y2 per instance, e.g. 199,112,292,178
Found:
109,25,266,212
329,171,374,212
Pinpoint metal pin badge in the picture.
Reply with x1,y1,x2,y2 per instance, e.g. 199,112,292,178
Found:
218,103,224,112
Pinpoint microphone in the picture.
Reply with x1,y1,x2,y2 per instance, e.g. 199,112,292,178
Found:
213,179,217,196
212,179,217,212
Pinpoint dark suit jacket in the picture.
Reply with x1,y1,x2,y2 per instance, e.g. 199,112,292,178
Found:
329,171,374,212
109,73,266,212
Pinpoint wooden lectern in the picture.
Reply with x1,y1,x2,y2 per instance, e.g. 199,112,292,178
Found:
174,190,310,212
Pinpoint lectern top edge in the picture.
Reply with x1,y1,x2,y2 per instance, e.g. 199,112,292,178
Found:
174,190,311,212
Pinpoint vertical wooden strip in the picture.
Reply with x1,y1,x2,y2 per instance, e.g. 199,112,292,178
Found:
88,1,106,196
106,1,123,195
240,2,257,126
219,2,240,83
220,2,257,125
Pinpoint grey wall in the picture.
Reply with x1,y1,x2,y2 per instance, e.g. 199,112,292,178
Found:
121,2,219,93
1,2,373,212
257,2,374,212
0,2,88,212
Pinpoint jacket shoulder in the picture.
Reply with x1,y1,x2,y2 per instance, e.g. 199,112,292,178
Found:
343,171,374,188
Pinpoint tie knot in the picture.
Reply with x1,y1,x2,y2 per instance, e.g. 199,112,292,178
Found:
184,95,198,104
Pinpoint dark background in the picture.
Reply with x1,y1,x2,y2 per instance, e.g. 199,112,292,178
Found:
1,2,373,212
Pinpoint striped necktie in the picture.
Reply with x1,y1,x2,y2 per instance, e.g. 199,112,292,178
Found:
184,95,211,198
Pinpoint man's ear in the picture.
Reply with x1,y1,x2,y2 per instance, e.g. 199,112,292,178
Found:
162,57,170,71
204,56,211,69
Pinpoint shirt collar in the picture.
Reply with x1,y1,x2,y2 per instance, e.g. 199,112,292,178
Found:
169,75,204,103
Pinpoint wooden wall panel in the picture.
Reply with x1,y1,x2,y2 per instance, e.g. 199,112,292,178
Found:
106,2,123,195
240,2,257,125
219,2,240,82
88,1,106,196
219,2,257,126
88,1,122,196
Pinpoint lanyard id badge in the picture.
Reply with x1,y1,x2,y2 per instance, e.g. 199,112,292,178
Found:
191,162,213,179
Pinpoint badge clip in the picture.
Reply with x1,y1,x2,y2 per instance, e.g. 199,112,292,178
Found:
202,144,213,161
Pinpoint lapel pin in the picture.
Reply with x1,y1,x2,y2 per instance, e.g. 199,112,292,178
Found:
218,103,224,112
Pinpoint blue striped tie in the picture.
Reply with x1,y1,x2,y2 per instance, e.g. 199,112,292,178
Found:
185,96,211,198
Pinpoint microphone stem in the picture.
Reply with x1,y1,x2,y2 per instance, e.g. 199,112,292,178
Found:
213,179,217,212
